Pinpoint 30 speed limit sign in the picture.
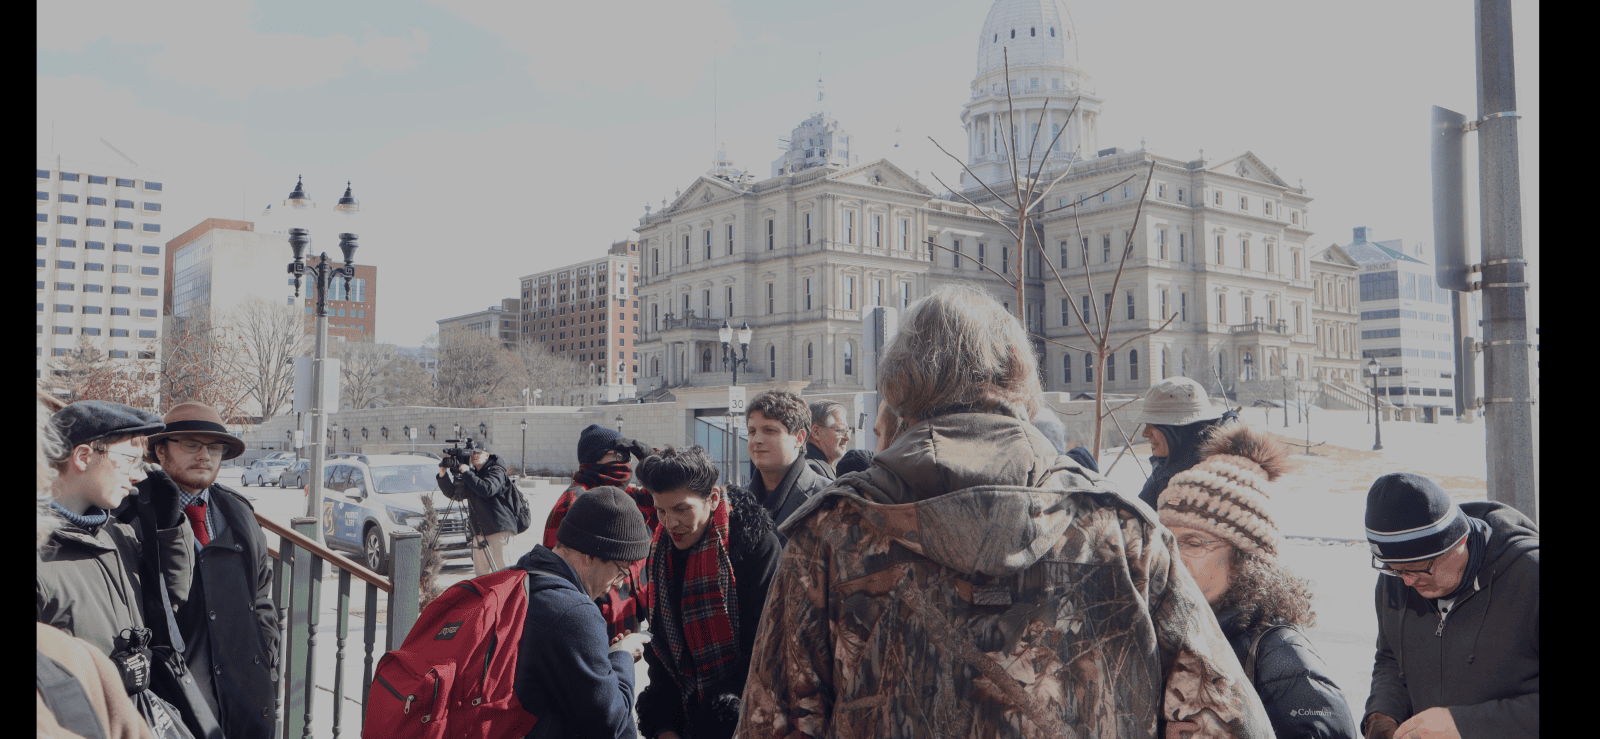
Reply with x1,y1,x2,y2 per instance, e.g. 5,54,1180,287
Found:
728,385,747,415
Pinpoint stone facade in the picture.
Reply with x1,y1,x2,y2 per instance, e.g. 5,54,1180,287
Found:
1309,244,1362,383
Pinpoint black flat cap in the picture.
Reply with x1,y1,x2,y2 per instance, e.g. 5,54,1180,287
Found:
53,400,165,449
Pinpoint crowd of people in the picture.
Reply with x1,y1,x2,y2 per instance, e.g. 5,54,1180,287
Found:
40,285,1537,739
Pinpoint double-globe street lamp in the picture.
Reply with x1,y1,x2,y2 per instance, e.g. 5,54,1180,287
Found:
282,176,362,531
1366,357,1384,451
719,321,752,486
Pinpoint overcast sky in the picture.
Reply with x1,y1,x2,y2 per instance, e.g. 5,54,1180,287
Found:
38,0,1538,348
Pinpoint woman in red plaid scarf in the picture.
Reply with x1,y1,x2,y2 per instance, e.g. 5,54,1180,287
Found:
635,446,781,739
543,423,660,640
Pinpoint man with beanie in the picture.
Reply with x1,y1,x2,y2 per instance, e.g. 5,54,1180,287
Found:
437,443,516,576
512,486,654,739
543,423,660,639
129,401,281,738
1361,473,1539,739
38,401,193,686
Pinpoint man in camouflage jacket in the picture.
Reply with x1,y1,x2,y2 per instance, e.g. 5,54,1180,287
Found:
735,411,1272,739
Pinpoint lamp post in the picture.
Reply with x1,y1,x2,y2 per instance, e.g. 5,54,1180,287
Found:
1280,370,1290,428
1366,357,1384,451
283,176,361,532
615,414,625,435
328,424,339,455
719,321,752,385
520,419,528,479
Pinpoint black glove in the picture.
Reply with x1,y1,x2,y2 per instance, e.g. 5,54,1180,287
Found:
140,469,186,530
616,438,655,463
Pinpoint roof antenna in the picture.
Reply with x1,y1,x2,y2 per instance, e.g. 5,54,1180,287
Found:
713,49,719,172
816,52,825,115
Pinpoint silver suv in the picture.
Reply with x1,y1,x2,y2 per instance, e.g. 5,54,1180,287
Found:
318,452,471,575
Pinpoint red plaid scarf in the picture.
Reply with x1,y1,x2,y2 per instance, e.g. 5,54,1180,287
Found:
650,493,740,714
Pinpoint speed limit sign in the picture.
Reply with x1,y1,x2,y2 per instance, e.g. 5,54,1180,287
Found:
728,385,747,415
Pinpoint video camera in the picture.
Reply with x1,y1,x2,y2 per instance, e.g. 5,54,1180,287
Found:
442,437,480,467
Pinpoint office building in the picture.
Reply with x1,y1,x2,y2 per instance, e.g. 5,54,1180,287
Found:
519,240,642,401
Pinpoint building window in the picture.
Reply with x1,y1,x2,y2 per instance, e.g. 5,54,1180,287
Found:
701,348,713,372
144,182,162,191
1292,211,1300,225
114,220,132,229
704,229,712,260
1062,354,1072,383
805,342,814,375
1295,305,1304,333
899,218,909,249
873,214,883,247
1157,183,1165,199
1243,296,1253,322
1158,229,1167,260
1161,348,1169,379
1061,297,1070,326
1102,234,1111,262
1264,201,1273,216
652,248,659,275
768,345,776,378
683,234,690,264
766,282,774,314
115,199,134,209
1001,246,1009,275
1215,235,1225,265
766,219,774,250
138,330,156,339
85,262,104,272
59,193,79,203
805,212,813,244
1292,252,1301,279
60,172,79,181
1266,244,1274,273
845,276,856,310
978,243,986,265
1180,293,1189,322
139,308,156,318
845,211,854,243
59,215,78,225
1160,289,1169,319
726,286,734,316
952,239,962,268
1127,291,1135,320
804,278,813,310
727,223,734,255
1059,240,1069,267
1360,272,1399,302
1239,196,1248,211
1084,354,1093,384
1129,350,1138,380
57,260,75,270
843,341,854,375
87,241,104,250
900,282,911,309
1241,239,1250,269
1082,295,1091,322
54,326,73,335
872,279,883,307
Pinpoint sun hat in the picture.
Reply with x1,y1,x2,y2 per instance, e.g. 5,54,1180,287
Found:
145,402,247,461
1134,377,1226,427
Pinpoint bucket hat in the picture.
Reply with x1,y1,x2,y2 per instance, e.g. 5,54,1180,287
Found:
1133,377,1226,426
145,402,247,461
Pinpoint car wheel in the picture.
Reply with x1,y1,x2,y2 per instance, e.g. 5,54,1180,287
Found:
364,526,389,575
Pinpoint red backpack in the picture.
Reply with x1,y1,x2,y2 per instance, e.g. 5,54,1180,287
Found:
364,568,539,738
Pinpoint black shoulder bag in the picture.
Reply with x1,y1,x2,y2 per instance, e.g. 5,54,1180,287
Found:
135,491,226,739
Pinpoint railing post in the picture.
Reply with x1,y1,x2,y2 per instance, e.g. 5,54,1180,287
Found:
291,518,323,739
331,569,351,738
281,518,316,739
386,531,422,651
362,582,378,709
272,535,291,739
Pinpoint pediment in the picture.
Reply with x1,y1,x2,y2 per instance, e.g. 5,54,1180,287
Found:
830,159,937,196
1313,244,1361,267
667,176,743,212
1212,152,1290,188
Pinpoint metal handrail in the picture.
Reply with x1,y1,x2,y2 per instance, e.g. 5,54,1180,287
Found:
264,512,421,738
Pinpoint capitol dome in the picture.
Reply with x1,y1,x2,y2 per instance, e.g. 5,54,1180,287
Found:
961,0,1102,189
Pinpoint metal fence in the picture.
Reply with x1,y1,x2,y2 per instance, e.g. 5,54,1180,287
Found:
260,514,421,738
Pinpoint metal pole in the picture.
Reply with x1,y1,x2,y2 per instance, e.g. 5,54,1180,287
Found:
1372,371,1384,451
305,255,330,546
1475,0,1537,523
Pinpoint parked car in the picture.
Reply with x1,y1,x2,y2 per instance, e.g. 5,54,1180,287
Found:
242,458,293,487
317,452,471,575
261,451,298,462
279,459,312,489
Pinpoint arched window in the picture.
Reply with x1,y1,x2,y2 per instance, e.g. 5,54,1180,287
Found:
1063,354,1072,384
768,344,776,378
1084,353,1094,384
1161,348,1169,379
701,347,712,372
843,341,854,376
652,357,660,376
1010,29,1015,38
1243,352,1254,380
1107,353,1116,382
1130,350,1139,380
805,342,814,375
1030,27,1036,36
1296,357,1304,377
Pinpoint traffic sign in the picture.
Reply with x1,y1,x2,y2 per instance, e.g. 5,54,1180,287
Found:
728,385,747,415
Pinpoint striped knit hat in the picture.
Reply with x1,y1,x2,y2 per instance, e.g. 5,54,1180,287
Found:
1156,423,1290,559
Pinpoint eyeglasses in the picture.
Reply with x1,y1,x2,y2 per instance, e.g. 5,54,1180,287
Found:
171,440,229,457
1372,555,1439,580
611,560,630,581
823,425,852,435
95,447,143,469
1175,535,1229,559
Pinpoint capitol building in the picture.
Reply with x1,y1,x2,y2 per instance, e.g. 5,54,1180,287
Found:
634,0,1358,402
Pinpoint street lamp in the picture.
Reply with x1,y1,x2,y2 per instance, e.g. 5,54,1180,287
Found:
283,176,361,530
615,414,625,436
719,321,753,385
1366,357,1383,451
520,419,528,479
328,423,339,455
1279,370,1291,428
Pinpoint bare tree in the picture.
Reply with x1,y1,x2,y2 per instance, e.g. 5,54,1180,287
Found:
160,313,250,421
926,48,1178,461
383,347,442,407
511,341,591,404
331,340,402,410
45,335,159,409
225,296,312,420
434,328,522,408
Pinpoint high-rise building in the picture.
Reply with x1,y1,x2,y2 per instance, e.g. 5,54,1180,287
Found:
437,299,521,350
36,158,167,381
164,218,378,342
1344,226,1461,419
519,240,641,401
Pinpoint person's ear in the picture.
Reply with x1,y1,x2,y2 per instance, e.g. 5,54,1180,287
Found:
71,444,94,473
795,425,807,447
709,487,722,507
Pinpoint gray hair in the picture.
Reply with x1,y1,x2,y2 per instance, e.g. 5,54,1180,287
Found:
37,395,65,551
809,400,845,428
878,284,1042,425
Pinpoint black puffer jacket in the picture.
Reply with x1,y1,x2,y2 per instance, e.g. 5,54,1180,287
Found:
637,486,782,739
437,454,517,536
1217,608,1359,738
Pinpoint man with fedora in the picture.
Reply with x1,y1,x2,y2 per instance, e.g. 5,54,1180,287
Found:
511,486,654,738
1361,473,1539,739
1131,376,1239,509
126,402,280,739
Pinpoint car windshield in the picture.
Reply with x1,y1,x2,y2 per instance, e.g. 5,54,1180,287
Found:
371,464,442,494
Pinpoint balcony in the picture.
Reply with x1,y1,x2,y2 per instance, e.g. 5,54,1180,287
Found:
661,310,724,331
1230,318,1288,336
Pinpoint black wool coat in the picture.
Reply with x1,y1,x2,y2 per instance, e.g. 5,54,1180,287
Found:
125,472,281,739
637,486,782,739
437,454,518,536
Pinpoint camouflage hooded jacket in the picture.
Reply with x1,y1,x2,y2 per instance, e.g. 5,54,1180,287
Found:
735,412,1272,739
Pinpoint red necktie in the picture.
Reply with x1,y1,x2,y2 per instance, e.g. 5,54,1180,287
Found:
184,502,211,546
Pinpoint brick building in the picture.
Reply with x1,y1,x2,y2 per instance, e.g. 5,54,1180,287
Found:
520,240,642,401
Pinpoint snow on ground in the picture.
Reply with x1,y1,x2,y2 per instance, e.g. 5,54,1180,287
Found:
249,408,1499,730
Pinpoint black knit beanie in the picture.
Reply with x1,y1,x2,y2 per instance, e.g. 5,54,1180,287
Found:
836,449,875,477
1364,472,1469,563
577,424,624,466
556,486,652,561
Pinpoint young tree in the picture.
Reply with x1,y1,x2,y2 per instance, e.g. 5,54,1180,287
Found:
927,49,1177,461
226,296,312,420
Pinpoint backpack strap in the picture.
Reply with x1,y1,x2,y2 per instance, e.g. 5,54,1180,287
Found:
1243,623,1297,682
37,649,109,739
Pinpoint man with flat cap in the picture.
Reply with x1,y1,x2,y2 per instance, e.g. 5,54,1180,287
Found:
1361,472,1539,739
511,486,654,738
125,402,280,739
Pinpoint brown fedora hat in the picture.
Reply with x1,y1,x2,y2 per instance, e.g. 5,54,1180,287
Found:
146,402,247,461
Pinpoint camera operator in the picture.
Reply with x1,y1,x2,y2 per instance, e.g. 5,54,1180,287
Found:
436,442,515,576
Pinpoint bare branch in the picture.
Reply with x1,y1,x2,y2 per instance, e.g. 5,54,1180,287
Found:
924,237,1018,289
1030,332,1097,356
926,172,1022,243
1102,396,1141,416
1022,98,1083,210
1034,173,1136,218
1101,412,1148,478
927,137,1022,217
1101,161,1159,344
1107,311,1182,355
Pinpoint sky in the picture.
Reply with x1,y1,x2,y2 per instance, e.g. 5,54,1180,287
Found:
37,0,1539,348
